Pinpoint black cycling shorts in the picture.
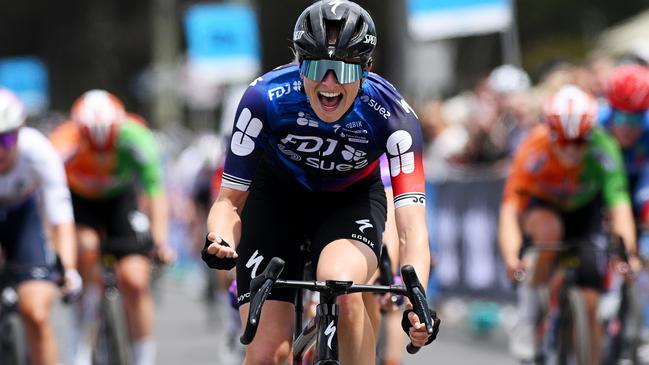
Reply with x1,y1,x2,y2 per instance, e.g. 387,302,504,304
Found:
0,197,58,284
71,188,153,259
521,196,608,290
235,161,387,307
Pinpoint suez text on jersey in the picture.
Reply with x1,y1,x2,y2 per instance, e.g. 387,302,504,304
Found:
278,134,369,171
360,95,390,120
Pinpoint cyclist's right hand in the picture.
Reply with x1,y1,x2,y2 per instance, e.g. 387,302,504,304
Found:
505,258,526,283
201,233,238,270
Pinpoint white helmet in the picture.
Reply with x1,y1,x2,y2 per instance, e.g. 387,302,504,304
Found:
71,89,126,149
488,64,531,95
0,88,26,134
544,84,597,142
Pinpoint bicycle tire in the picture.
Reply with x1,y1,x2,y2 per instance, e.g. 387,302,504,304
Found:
93,289,133,365
609,282,643,365
557,288,591,365
0,313,29,365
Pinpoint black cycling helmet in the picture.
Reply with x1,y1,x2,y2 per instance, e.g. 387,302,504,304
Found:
293,0,377,67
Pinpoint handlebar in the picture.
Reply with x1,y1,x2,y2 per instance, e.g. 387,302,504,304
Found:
239,258,439,355
240,257,285,345
401,265,435,354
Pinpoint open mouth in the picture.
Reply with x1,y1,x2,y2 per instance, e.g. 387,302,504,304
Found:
318,91,344,112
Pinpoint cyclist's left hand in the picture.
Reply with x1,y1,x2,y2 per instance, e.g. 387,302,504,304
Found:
407,310,430,347
154,243,176,264
62,268,82,301
628,254,644,274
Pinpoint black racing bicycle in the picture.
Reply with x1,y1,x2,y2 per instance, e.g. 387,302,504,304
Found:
91,240,136,365
240,256,440,364
601,236,643,365
518,237,637,365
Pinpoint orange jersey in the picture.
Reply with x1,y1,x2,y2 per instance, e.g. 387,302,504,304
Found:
50,120,163,199
503,125,629,211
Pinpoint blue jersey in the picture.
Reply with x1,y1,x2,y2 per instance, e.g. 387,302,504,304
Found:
599,105,649,211
222,64,426,208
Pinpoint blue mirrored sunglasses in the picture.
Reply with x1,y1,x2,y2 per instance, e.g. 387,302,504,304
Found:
611,110,645,126
0,130,18,150
299,59,366,84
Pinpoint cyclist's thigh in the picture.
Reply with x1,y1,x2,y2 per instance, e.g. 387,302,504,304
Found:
235,182,305,308
238,301,294,354
16,281,57,318
317,239,377,283
311,183,386,282
115,255,151,290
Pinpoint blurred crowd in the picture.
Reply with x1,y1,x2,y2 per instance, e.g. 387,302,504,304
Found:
417,53,647,182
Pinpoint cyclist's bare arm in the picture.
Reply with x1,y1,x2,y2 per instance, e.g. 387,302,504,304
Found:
145,191,174,262
50,221,77,269
206,187,248,257
498,201,523,279
394,203,433,347
609,203,642,271
395,204,429,286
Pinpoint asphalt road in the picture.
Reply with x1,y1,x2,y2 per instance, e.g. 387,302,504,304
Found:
52,264,516,365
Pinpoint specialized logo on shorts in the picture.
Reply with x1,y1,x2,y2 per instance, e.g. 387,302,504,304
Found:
231,108,263,157
324,320,337,350
386,130,415,177
246,250,265,278
355,219,373,233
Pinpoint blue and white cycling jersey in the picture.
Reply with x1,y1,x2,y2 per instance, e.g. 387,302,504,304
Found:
222,64,426,208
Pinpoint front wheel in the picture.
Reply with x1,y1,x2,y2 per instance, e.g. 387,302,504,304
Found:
557,288,591,365
93,289,133,365
0,313,29,365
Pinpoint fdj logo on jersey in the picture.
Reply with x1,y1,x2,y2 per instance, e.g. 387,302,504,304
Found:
268,81,302,100
278,134,368,171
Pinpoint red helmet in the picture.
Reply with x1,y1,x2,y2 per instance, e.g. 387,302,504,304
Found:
71,89,126,149
544,85,597,142
606,64,649,112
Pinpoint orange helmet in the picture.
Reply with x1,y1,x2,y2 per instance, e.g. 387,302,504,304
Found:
71,89,126,150
544,85,597,143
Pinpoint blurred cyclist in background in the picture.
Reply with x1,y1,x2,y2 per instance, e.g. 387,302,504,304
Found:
0,88,81,365
499,85,640,364
50,89,174,365
600,63,649,359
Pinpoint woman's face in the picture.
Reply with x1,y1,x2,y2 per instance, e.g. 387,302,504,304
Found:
303,70,361,123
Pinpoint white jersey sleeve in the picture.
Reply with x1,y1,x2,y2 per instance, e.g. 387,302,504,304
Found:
21,128,74,224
